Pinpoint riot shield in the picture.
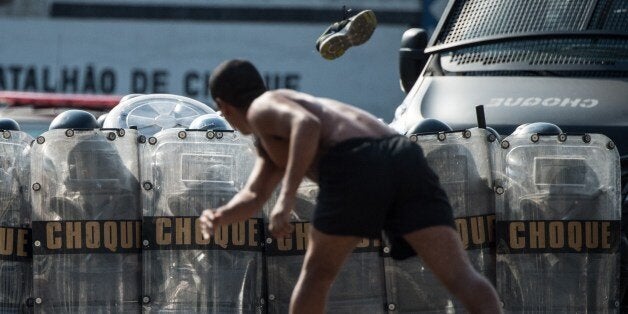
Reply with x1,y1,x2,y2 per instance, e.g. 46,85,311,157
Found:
30,128,142,313
140,129,263,313
265,180,386,314
495,133,621,313
0,130,33,312
384,128,497,313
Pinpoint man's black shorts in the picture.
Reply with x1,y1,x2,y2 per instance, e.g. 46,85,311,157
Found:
312,134,455,260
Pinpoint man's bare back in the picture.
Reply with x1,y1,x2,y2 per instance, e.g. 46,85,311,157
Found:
249,89,395,180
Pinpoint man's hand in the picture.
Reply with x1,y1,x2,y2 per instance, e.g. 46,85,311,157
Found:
268,195,295,238
199,209,224,239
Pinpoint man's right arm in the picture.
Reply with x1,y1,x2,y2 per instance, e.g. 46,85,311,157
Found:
199,153,283,237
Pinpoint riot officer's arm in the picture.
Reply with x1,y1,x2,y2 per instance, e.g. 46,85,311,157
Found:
200,154,282,237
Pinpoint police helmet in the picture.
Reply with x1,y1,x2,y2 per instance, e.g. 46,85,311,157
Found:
408,118,453,134
511,122,562,136
49,110,99,130
189,114,232,131
0,118,20,131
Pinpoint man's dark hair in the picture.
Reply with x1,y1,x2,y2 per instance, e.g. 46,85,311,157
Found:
209,59,267,109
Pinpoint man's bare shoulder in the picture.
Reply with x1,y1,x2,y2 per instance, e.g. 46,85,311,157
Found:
251,89,310,105
249,90,291,112
248,90,317,119
246,91,282,123
246,90,315,136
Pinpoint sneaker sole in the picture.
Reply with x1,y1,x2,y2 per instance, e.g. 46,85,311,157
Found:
319,10,377,60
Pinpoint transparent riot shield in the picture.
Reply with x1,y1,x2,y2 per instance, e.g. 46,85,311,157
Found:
141,129,263,313
495,133,621,313
384,128,497,313
0,130,33,312
30,128,142,313
265,180,387,314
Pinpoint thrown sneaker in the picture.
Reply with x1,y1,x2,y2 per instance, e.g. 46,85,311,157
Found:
316,9,377,60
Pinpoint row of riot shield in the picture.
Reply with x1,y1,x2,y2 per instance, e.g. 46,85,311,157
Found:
402,129,621,313
0,125,621,313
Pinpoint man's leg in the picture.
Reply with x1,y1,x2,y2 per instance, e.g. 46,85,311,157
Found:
290,227,362,314
403,226,503,314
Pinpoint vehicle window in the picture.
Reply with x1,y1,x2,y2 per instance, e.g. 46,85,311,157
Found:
429,0,628,76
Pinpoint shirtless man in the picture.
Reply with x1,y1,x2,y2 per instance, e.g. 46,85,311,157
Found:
199,59,502,314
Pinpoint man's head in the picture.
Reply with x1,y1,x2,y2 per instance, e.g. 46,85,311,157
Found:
209,59,267,110
209,59,267,134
